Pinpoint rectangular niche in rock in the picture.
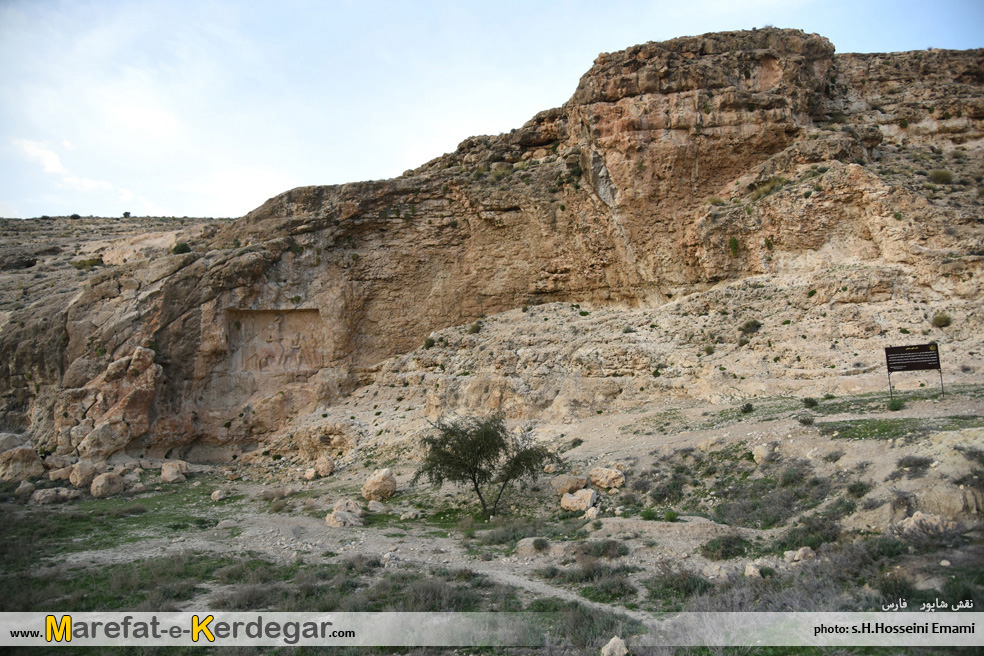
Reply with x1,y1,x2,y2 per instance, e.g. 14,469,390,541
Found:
226,309,326,374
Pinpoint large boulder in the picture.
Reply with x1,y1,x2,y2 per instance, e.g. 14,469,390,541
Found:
550,474,589,495
589,467,625,489
561,488,598,511
315,455,335,477
602,636,628,656
161,460,188,483
31,488,62,504
15,480,35,497
69,461,100,488
0,433,27,452
91,472,126,498
325,510,365,528
30,487,82,504
0,446,45,482
333,499,366,517
361,468,397,501
49,466,73,481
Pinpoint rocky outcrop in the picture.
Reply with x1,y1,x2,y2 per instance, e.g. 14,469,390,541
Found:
589,467,625,489
361,469,397,501
561,488,598,511
0,29,981,467
90,472,126,498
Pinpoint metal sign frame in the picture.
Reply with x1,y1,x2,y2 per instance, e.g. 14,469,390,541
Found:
884,343,944,398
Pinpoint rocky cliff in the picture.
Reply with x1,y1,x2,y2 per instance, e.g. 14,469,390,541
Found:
1,28,982,469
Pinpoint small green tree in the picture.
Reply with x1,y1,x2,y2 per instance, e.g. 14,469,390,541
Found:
412,415,555,519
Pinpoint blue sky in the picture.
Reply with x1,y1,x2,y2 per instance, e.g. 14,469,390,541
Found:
1,0,982,219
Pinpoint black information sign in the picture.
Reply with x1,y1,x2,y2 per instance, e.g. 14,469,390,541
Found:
884,343,943,397
885,344,941,372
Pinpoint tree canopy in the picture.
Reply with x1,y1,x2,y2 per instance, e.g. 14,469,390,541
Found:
412,414,555,519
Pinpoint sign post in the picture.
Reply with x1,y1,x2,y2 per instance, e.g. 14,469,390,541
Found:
884,343,944,399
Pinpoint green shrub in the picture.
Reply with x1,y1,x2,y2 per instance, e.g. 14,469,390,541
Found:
700,534,749,560
739,319,762,335
663,509,679,523
171,242,191,255
887,398,905,411
740,403,754,414
932,313,951,328
807,289,817,298
467,322,482,334
709,197,726,206
423,337,436,349
704,345,715,355
929,169,953,184
532,538,549,552
847,481,872,499
803,397,818,408
774,515,841,552
728,236,739,257
640,508,658,521
798,416,815,426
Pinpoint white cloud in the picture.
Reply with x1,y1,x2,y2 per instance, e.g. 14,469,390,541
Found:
15,138,116,194
15,139,67,175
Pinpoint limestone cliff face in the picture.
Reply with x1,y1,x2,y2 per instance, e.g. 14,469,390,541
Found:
1,28,982,464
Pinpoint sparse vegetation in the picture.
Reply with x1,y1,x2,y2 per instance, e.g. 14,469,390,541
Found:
739,319,761,335
171,242,191,255
932,312,952,327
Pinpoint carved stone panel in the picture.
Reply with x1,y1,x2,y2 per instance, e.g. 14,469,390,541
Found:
227,310,326,374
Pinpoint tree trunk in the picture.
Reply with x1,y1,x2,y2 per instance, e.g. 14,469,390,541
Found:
472,476,490,519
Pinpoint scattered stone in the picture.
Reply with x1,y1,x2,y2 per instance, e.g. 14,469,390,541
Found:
744,563,762,578
49,466,73,481
216,520,238,530
91,472,126,498
697,437,722,452
400,509,421,520
367,500,387,513
0,446,45,482
361,468,397,501
70,461,99,488
550,474,589,495
325,510,365,528
211,489,229,502
43,454,75,470
303,468,318,481
561,488,598,511
794,547,816,561
589,467,625,489
940,559,951,567
315,456,335,477
893,511,957,538
15,480,35,497
334,499,366,517
583,507,600,520
127,483,148,495
601,636,628,656
160,461,188,483
753,444,776,465
543,463,557,474
31,488,62,504
784,547,816,563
